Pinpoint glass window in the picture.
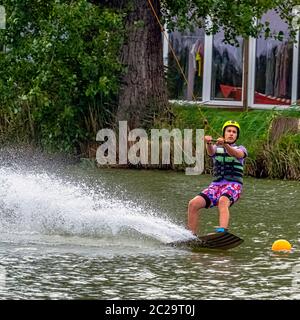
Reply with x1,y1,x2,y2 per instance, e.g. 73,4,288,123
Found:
255,10,293,105
167,29,204,100
211,31,243,101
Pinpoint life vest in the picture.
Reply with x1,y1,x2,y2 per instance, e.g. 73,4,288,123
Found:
213,146,244,184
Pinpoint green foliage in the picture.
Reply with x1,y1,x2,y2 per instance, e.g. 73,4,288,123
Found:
161,0,300,44
171,105,272,158
261,133,300,179
162,103,300,179
0,0,299,155
0,0,124,152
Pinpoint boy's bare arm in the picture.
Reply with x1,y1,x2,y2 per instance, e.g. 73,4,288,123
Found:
224,143,245,158
204,135,215,156
216,137,245,158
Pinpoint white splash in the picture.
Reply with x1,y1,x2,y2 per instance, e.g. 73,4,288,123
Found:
0,166,193,243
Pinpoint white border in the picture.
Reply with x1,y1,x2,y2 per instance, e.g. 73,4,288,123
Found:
202,34,212,103
291,31,299,103
163,25,169,67
248,37,256,107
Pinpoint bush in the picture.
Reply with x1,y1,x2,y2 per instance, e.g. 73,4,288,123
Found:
0,0,124,152
162,103,300,179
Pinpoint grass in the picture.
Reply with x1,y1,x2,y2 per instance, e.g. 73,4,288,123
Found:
159,103,300,180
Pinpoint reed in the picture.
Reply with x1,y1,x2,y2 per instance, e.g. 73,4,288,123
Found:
158,104,300,180
261,134,300,180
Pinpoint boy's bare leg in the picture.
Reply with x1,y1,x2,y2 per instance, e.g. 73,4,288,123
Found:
217,196,231,229
187,195,207,235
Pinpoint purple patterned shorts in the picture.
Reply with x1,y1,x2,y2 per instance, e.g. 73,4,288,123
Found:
199,182,243,208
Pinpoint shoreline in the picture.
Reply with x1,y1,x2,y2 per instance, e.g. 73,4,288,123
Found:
1,106,299,180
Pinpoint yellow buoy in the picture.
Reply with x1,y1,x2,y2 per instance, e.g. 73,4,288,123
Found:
272,239,292,252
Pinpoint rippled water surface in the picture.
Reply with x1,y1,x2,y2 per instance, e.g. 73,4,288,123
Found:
0,159,299,299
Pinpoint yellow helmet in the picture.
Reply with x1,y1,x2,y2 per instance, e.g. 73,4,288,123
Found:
222,120,240,139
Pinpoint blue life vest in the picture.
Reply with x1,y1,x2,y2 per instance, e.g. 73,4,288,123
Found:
213,146,244,184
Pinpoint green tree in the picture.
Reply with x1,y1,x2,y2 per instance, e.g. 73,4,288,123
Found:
92,0,299,129
0,0,123,152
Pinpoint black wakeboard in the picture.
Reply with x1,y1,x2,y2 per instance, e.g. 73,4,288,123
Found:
168,231,244,250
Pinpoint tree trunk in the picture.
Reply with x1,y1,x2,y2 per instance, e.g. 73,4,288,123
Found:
90,0,168,130
116,0,168,129
90,0,168,129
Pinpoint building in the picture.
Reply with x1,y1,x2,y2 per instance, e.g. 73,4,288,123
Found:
164,10,300,110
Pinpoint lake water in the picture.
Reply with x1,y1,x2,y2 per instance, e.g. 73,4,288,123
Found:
0,158,299,299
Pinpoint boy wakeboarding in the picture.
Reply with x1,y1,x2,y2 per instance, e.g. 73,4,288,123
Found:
187,120,247,236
